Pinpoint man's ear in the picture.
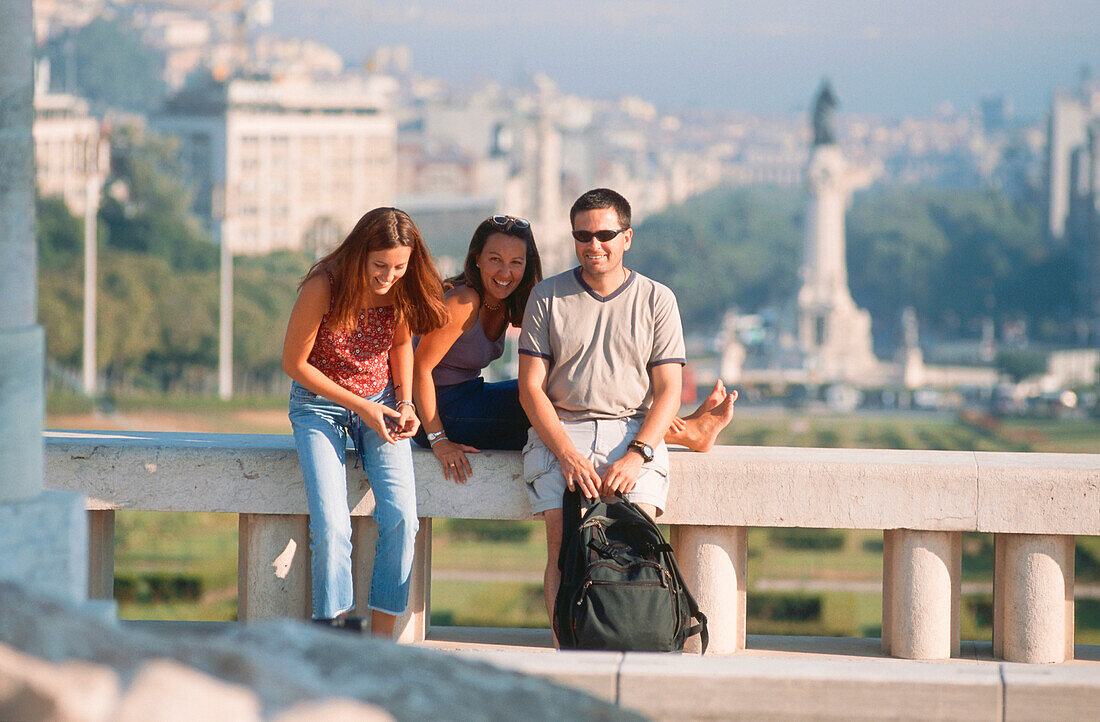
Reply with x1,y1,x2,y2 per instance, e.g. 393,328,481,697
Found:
622,228,633,251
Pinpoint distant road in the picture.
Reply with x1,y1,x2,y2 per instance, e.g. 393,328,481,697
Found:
433,569,1100,599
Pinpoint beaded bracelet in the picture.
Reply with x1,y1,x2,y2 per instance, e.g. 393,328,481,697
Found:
396,399,415,412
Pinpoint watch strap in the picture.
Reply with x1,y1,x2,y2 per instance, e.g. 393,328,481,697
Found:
627,439,653,462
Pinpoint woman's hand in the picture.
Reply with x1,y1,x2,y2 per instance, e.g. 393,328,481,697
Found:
356,399,402,444
432,439,480,484
393,404,420,439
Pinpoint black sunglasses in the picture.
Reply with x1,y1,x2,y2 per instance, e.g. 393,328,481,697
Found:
489,215,530,231
571,228,628,244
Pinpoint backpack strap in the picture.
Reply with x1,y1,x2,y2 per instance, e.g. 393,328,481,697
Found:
661,540,710,655
558,487,585,573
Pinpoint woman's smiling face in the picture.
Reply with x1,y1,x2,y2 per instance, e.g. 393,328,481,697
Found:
366,245,412,295
477,233,528,302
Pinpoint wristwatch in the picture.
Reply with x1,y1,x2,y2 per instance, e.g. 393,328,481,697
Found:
627,439,654,463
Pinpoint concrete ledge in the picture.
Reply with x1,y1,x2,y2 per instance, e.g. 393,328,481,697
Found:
455,649,623,702
42,431,1100,533
42,430,1100,665
1003,663,1100,722
423,630,1100,722
618,653,1004,721
976,452,1100,534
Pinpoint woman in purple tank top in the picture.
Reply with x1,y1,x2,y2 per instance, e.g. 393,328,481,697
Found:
412,216,543,482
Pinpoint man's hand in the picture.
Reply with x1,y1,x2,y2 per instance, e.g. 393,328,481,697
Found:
600,449,644,495
556,446,602,500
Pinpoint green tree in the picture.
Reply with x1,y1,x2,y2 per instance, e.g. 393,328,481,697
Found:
847,188,950,348
39,125,222,393
99,124,217,272
634,184,1064,347
234,251,314,392
631,186,803,329
37,197,85,367
44,18,167,115
37,195,83,267
995,349,1048,383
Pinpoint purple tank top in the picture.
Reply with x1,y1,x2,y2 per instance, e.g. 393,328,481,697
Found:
432,313,506,386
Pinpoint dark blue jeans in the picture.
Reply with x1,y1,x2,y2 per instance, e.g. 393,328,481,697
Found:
414,377,530,450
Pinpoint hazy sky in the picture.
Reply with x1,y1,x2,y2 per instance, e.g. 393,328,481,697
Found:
272,0,1100,117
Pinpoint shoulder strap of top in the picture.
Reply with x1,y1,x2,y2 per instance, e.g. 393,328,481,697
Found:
322,269,337,318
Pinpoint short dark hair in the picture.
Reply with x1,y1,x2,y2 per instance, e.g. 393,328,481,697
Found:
570,188,631,229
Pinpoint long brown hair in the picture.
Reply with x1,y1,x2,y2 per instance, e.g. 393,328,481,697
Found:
444,216,543,327
301,207,448,335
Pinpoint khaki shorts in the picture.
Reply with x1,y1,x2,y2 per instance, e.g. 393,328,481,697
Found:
522,417,670,515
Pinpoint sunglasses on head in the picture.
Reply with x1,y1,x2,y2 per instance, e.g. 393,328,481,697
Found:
489,215,530,231
571,228,628,244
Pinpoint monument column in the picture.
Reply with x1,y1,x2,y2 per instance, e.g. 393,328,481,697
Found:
0,1,91,606
796,80,878,384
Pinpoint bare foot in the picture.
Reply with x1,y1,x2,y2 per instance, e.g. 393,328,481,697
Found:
685,380,727,419
666,389,737,452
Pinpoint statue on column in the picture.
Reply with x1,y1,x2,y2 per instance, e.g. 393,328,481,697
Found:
812,80,838,146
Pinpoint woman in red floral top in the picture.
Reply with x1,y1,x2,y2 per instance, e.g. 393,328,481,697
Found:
282,207,447,636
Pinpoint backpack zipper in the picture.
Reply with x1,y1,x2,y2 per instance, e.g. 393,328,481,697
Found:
575,578,669,606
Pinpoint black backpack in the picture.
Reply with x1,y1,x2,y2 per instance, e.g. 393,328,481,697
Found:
553,489,709,653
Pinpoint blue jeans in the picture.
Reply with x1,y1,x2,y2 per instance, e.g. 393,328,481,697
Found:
413,377,529,450
289,381,418,618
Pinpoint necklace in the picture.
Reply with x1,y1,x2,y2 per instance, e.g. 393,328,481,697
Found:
482,298,502,312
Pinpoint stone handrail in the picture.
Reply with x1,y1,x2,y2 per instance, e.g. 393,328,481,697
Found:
44,430,1100,663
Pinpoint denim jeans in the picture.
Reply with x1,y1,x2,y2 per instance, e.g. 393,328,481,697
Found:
413,377,530,450
289,380,418,618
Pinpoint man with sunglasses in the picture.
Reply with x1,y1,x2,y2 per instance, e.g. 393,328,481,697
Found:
518,188,687,638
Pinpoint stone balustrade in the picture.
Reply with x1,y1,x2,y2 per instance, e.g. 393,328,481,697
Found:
44,430,1100,663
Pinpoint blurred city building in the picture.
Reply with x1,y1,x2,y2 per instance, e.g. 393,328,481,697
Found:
33,1,1050,272
32,0,107,43
154,75,397,255
1045,70,1100,334
1046,70,1100,241
32,60,109,216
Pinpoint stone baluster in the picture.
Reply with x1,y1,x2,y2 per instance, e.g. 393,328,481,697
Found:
993,533,1075,663
670,525,748,654
238,512,432,642
881,529,961,659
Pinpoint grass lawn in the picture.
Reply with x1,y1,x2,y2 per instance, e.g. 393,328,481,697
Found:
720,413,1100,453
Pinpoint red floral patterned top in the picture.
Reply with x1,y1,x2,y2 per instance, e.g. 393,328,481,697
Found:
307,271,396,397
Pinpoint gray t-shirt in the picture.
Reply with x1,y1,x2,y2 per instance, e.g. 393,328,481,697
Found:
519,267,686,422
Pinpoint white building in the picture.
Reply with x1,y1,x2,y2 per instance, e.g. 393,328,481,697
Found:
33,81,109,216
1045,73,1100,332
154,76,397,255
1045,74,1100,241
